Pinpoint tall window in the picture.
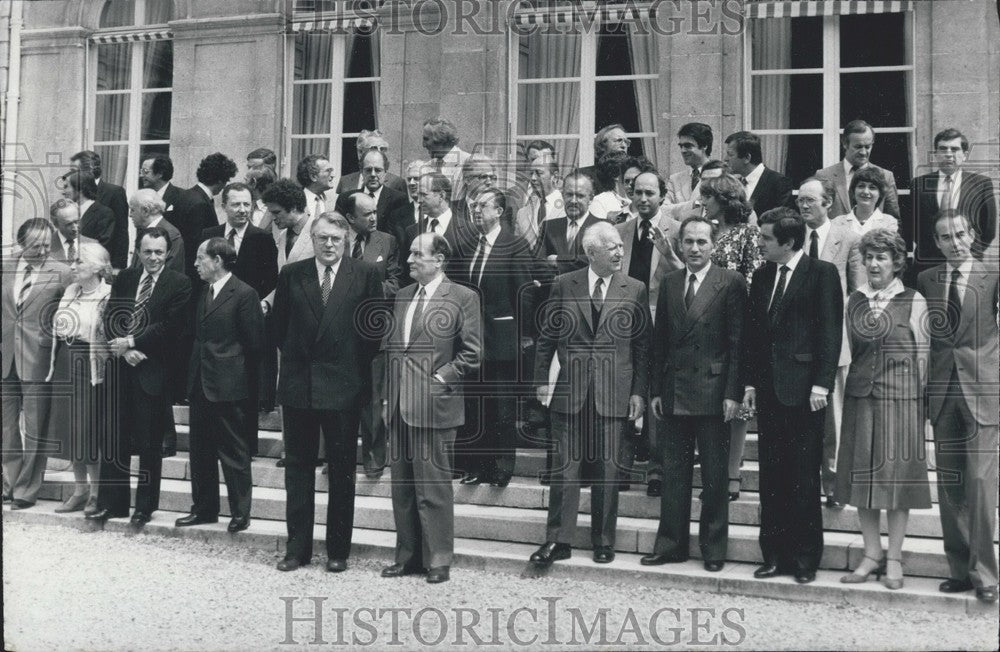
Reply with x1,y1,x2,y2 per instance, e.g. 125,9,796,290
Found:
746,5,914,200
512,14,658,171
289,28,380,176
91,0,173,190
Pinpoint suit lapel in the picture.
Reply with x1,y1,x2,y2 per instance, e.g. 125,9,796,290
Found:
596,272,627,333
202,277,236,320
821,224,844,261
834,166,850,212
318,258,354,336
681,265,723,334
667,269,687,331
773,254,809,325
297,262,324,323
570,272,594,334
21,258,61,311
954,264,989,341
407,278,448,349
621,221,635,264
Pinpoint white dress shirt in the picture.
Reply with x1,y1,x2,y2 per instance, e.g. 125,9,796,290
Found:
469,223,501,283
805,220,832,257
135,268,163,302
944,259,974,305
743,163,766,201
315,256,343,289
304,188,328,219
224,222,249,255
210,272,233,300
684,262,712,300
404,272,445,345
426,208,453,235
938,169,963,210
587,267,612,301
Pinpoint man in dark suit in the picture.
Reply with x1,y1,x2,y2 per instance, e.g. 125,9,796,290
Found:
175,238,264,532
537,172,600,277
387,160,427,249
642,216,746,572
451,188,537,487
815,119,900,219
380,233,482,583
60,170,115,255
172,152,238,280
48,199,97,262
529,221,651,567
271,213,384,572
918,210,1000,604
724,131,795,215
141,154,183,213
129,188,185,273
450,155,518,230
909,128,997,274
401,172,461,282
356,150,408,235
742,207,843,584
201,182,278,454
95,227,191,524
335,129,408,195
2,219,69,508
70,150,129,268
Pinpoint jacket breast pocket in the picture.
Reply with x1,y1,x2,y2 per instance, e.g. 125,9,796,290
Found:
710,362,725,375
793,353,814,362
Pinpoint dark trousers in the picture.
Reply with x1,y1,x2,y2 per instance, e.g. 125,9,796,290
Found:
654,414,730,561
283,405,359,562
457,359,517,478
95,392,135,516
1,368,52,503
545,387,625,547
757,385,825,572
389,411,456,568
189,386,253,519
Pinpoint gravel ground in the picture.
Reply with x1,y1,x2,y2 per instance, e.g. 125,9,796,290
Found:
3,521,997,651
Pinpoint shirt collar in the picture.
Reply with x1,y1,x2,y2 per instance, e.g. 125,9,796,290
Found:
685,262,712,283
79,198,94,214
314,256,343,278
480,223,502,246
939,168,963,184
155,182,169,199
226,222,248,238
431,208,452,231
859,277,904,299
211,272,233,297
139,267,163,285
587,267,613,291
147,216,163,228
844,159,869,176
946,259,974,278
782,249,806,272
744,163,765,186
417,272,445,299
807,219,831,239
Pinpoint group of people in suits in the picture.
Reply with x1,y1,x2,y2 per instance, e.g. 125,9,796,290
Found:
2,118,996,600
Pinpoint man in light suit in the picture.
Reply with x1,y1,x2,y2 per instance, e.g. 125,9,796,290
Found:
529,221,651,567
70,150,130,269
918,210,999,604
336,129,408,195
742,208,843,584
129,189,185,274
140,154,183,213
909,128,997,275
49,199,97,263
642,216,746,571
297,154,337,223
176,238,264,533
815,119,900,219
798,176,864,507
724,131,795,216
665,123,713,205
537,173,600,277
380,233,482,584
2,219,69,508
515,152,564,253
272,213,384,572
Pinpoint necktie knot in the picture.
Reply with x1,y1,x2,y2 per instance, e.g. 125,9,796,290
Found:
690,168,701,190
429,217,440,233
639,219,651,240
780,265,790,274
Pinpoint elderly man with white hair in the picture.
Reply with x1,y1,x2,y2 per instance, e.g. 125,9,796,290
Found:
336,129,408,195
129,188,185,273
529,220,651,567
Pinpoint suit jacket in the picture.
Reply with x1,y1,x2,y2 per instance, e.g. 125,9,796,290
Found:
187,274,265,403
616,213,684,322
815,161,900,219
450,192,519,232
172,185,220,277
514,191,565,253
534,268,651,417
742,254,843,406
371,186,409,235
917,262,1000,426
400,214,464,286
272,256,384,411
49,234,97,263
818,221,865,297
536,214,600,277
387,200,421,255
96,179,130,269
2,256,69,381
80,202,115,255
201,223,279,304
131,217,185,275
666,168,698,204
358,229,402,297
653,265,746,415
160,183,183,214
910,170,997,265
381,277,482,429
336,170,407,195
106,267,192,397
750,167,796,215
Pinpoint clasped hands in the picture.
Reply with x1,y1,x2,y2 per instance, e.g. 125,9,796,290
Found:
108,337,147,367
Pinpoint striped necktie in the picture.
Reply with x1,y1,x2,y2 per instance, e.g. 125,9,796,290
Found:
130,274,155,335
16,264,33,314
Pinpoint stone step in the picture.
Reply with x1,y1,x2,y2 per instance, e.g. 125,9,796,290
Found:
6,501,989,616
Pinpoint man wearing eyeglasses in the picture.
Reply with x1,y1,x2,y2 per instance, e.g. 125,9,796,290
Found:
358,149,408,237
452,154,516,233
336,130,408,195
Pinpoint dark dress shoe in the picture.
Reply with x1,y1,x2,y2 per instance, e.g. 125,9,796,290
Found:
593,546,615,563
11,499,35,510
85,508,120,521
530,542,571,566
276,458,286,468
794,570,816,584
2,493,13,503
459,472,484,485
130,512,152,527
640,553,688,566
825,495,842,509
728,491,740,502
939,577,974,593
539,474,551,486
381,563,426,578
363,467,384,480
326,559,347,573
975,586,999,603
277,557,308,572
227,516,250,533
704,560,725,572
490,473,511,488
316,459,325,467
646,480,662,497
426,566,450,583
175,513,218,527
754,563,782,579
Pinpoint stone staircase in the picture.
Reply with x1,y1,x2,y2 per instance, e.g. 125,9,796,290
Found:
12,406,999,615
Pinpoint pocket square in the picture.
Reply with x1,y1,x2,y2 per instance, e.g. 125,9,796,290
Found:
376,255,384,262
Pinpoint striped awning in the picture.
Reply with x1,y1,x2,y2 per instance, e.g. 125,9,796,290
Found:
290,16,377,32
90,30,171,44
512,4,649,27
745,0,913,19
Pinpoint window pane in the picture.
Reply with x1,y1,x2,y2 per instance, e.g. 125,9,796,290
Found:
751,17,822,70
345,30,378,78
595,79,652,137
870,132,912,190
294,33,333,81
340,137,360,177
751,74,823,130
145,0,175,25
342,81,378,132
141,92,171,140
94,145,128,186
759,134,822,186
518,32,581,79
517,82,580,140
95,95,129,141
596,25,656,76
840,13,909,67
143,40,173,89
290,138,330,171
840,71,908,128
97,44,132,91
100,0,133,28
293,83,332,134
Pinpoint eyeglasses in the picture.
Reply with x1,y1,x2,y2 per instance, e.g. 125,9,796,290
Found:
471,173,497,181
311,235,343,244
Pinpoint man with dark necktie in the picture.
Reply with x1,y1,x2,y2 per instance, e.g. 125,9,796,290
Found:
815,119,900,219
666,123,713,205
401,172,458,283
358,149,407,234
48,199,97,263
129,189,185,273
